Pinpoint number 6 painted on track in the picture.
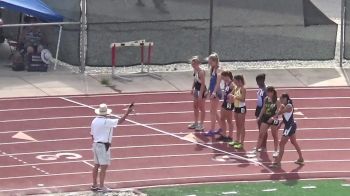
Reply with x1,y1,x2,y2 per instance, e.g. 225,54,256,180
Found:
36,153,82,161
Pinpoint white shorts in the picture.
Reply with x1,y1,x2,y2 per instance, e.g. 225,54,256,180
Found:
92,143,111,165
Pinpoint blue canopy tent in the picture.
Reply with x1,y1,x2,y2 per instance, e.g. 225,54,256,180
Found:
0,0,63,22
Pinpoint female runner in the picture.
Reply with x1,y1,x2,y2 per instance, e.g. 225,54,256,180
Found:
205,53,223,136
229,75,246,149
217,71,235,142
270,93,304,167
253,86,280,157
188,56,206,131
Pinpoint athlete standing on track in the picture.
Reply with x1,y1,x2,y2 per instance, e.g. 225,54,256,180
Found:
188,56,206,131
229,75,247,149
90,103,133,193
270,93,304,168
217,71,235,142
253,86,280,158
205,53,223,136
255,74,268,150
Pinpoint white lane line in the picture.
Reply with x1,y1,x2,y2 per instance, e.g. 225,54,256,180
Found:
1,125,350,135
82,161,94,168
60,97,273,173
1,147,350,168
0,149,49,175
2,97,350,112
1,135,350,146
2,113,350,124
1,143,350,158
0,86,348,101
1,171,350,192
341,184,350,187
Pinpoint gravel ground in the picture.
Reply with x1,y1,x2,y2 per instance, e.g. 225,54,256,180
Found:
57,58,350,76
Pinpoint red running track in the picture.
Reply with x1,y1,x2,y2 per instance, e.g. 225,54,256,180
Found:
0,87,350,195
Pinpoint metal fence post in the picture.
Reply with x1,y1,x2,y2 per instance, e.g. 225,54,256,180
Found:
341,0,345,67
208,0,214,55
80,0,87,73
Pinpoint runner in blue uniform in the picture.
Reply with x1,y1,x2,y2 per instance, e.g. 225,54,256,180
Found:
188,56,206,131
217,71,234,142
205,53,223,136
270,93,304,168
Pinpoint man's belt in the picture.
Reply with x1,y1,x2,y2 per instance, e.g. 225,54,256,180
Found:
97,142,111,151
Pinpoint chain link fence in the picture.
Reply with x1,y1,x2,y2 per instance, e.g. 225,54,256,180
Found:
84,0,337,67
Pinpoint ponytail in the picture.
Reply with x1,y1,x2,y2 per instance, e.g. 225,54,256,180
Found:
221,71,233,81
234,74,245,85
281,93,293,105
208,52,219,74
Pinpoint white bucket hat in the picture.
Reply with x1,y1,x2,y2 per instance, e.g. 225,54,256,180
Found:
95,103,112,116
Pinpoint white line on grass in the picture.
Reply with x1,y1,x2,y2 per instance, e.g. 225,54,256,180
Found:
262,188,277,192
302,186,317,189
222,191,238,195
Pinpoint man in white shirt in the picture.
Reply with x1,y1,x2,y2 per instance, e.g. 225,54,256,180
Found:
90,103,133,192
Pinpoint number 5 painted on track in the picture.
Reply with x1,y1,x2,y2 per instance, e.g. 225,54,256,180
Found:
36,153,82,161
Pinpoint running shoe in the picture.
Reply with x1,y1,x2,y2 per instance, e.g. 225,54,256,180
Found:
229,141,240,146
294,159,305,165
195,124,204,132
188,123,198,129
233,143,243,149
90,186,99,192
204,129,221,137
97,186,113,193
272,151,279,158
269,162,281,168
252,147,265,152
217,135,233,142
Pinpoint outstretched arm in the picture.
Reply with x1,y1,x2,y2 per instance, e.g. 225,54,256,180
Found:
118,105,134,125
